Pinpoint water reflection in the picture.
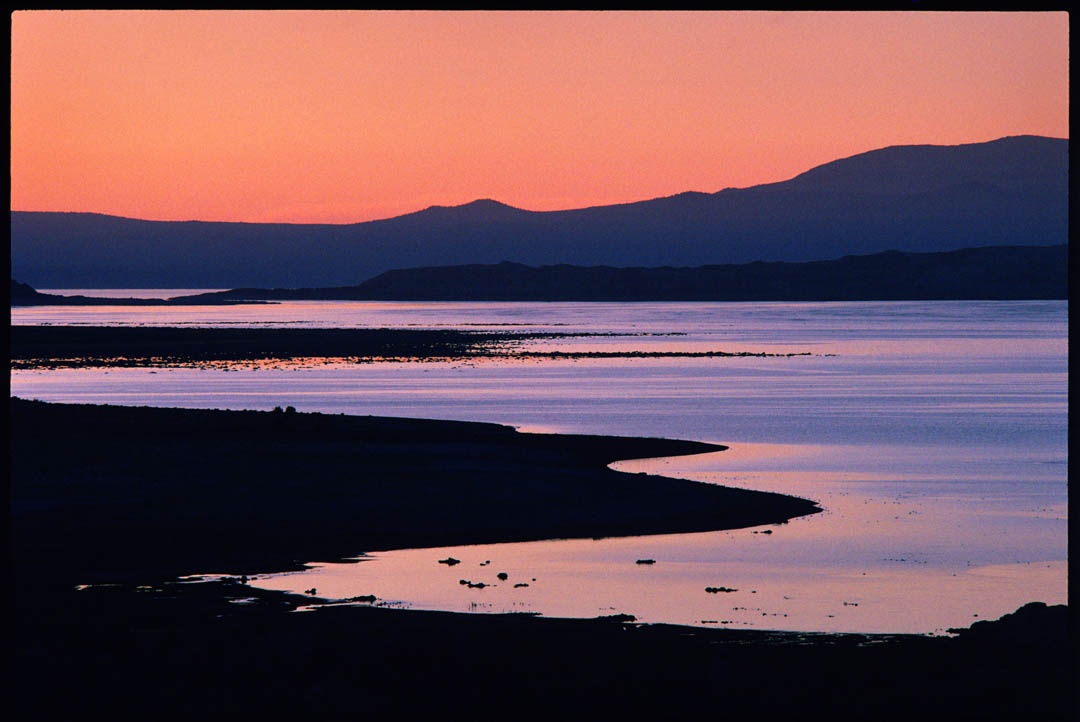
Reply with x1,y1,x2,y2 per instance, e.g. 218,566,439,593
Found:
239,536,1065,635
11,299,1068,633
232,435,1064,634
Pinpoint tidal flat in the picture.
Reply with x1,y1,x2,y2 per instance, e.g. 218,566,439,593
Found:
9,324,807,369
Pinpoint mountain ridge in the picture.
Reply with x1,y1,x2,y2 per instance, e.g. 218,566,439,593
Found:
15,135,1062,224
11,135,1067,288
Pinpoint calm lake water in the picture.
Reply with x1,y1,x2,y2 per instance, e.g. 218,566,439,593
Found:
11,297,1068,634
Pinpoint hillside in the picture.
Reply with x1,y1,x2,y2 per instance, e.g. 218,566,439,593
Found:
11,135,1067,289
173,245,1068,303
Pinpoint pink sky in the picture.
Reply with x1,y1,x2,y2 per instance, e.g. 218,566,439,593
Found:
10,11,1069,224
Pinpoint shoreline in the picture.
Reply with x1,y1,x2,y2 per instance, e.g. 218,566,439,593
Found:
12,398,820,588
10,324,812,369
10,398,1071,718
10,325,545,369
16,571,1069,720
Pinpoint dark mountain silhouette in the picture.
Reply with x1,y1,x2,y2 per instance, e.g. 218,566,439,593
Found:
10,135,1067,288
168,245,1067,303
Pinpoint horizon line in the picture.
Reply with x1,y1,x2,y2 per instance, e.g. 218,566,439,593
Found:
10,133,1066,226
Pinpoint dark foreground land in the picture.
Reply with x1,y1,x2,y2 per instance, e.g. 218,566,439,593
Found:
10,399,1073,720
12,397,816,583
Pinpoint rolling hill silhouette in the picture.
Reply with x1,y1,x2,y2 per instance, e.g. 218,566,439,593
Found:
162,245,1067,303
11,135,1066,289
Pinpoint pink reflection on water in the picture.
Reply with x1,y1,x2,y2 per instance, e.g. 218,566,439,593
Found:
14,299,1067,634
232,435,1068,635
242,539,1065,635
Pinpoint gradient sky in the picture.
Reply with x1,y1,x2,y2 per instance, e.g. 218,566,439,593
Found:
10,10,1069,224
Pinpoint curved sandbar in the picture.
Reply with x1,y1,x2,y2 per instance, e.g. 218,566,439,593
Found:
11,397,820,587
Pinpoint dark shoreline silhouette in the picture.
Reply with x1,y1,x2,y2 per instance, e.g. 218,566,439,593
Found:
12,398,819,584
9,325,558,368
9,324,812,369
10,398,1070,719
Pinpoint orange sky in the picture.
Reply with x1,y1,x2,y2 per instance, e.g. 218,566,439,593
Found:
10,10,1070,224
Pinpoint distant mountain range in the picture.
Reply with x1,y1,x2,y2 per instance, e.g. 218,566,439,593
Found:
10,135,1067,289
13,245,1067,304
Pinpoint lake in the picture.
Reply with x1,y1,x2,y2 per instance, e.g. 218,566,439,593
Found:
11,297,1067,634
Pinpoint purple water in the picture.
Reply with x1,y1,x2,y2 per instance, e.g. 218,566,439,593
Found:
12,299,1067,633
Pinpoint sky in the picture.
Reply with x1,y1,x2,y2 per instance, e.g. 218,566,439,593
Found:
10,10,1069,224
